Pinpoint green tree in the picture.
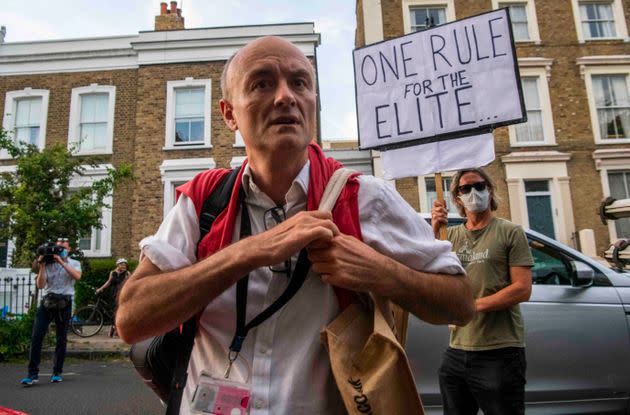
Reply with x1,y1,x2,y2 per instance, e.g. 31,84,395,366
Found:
0,128,132,266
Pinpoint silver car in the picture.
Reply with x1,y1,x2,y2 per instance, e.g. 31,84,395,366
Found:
411,218,630,414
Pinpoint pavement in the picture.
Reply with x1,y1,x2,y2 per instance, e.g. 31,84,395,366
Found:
44,325,130,359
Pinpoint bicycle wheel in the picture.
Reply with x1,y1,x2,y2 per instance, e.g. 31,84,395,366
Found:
71,306,104,337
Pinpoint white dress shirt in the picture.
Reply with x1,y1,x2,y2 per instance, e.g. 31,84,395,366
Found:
140,162,464,415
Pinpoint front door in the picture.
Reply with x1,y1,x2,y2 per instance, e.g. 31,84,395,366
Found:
525,179,556,239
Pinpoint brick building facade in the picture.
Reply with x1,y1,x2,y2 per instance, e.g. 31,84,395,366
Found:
0,3,321,262
357,0,630,254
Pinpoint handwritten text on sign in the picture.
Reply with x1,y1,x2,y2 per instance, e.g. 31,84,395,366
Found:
353,8,524,150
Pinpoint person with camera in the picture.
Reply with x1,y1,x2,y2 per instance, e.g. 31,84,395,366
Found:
96,258,129,337
20,238,82,386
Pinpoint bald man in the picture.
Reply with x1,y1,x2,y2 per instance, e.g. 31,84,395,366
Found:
117,36,473,414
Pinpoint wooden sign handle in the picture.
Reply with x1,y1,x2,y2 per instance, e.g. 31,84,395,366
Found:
434,172,447,241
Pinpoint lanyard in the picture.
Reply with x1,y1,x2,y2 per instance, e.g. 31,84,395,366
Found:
225,197,311,378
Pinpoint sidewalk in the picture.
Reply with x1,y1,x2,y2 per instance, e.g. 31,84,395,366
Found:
45,325,130,359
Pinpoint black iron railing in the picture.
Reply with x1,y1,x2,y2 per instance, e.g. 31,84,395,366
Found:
1,271,35,318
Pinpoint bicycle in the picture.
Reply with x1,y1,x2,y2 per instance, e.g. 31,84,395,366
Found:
70,290,115,338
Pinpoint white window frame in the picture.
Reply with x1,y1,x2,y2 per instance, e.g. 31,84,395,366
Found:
69,164,113,257
165,78,212,150
2,88,49,159
583,65,630,144
509,65,556,146
160,158,216,217
417,172,455,214
594,148,630,241
68,84,116,156
492,0,541,44
571,0,629,42
402,0,455,34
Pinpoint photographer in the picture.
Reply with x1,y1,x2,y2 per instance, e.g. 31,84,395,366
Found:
20,238,82,386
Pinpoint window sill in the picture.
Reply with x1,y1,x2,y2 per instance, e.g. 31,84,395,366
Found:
163,144,213,151
510,141,557,147
580,37,627,43
595,138,630,145
82,251,111,258
70,150,113,156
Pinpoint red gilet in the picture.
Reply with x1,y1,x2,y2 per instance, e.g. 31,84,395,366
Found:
176,142,360,310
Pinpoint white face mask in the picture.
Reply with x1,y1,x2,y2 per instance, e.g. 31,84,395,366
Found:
458,188,491,213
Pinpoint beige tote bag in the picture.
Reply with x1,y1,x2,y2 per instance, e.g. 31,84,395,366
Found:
319,168,425,415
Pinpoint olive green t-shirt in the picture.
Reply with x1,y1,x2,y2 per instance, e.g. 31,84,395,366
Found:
447,217,534,351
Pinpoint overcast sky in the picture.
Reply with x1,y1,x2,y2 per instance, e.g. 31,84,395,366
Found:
3,0,358,140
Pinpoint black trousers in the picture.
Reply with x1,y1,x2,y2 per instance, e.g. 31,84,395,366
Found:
438,347,526,415
27,300,72,377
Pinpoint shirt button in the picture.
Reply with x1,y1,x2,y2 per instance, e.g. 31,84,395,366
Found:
259,347,269,355
254,399,265,409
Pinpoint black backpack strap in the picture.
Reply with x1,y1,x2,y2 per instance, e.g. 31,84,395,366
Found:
196,167,241,256
166,167,241,414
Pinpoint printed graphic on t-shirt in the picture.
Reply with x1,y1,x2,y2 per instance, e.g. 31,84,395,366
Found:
456,240,489,266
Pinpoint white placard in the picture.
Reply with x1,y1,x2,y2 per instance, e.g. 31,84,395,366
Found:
354,8,524,150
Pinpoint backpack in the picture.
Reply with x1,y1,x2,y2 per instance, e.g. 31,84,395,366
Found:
129,168,240,414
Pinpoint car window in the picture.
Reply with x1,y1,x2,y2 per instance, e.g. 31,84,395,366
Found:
529,241,572,285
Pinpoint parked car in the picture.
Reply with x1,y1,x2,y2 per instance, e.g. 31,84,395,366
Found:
411,215,630,414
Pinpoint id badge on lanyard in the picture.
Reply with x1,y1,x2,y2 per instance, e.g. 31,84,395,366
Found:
192,198,310,414
191,371,251,415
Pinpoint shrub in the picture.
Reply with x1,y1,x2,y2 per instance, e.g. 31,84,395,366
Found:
0,307,35,361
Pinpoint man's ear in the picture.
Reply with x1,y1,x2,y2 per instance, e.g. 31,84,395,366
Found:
220,99,238,132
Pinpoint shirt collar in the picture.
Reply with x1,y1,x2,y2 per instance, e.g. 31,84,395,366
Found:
241,161,310,208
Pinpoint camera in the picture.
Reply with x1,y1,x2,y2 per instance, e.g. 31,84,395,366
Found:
36,242,64,264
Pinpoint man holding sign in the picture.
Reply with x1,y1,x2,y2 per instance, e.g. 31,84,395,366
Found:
432,168,533,415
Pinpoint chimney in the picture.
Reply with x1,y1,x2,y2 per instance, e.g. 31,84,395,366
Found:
155,1,185,31
0,26,6,44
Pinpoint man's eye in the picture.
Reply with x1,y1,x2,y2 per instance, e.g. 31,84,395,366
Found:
253,80,272,90
294,79,308,88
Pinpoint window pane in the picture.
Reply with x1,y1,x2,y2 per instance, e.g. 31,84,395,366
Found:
525,180,549,192
593,75,630,140
580,2,616,38
425,177,456,213
189,120,204,141
608,171,630,237
515,77,544,143
79,122,107,150
15,98,41,127
80,93,108,123
410,7,446,31
175,121,190,142
175,118,204,143
29,127,40,145
175,87,204,117
500,3,530,40
79,235,92,251
515,110,543,142
531,247,571,285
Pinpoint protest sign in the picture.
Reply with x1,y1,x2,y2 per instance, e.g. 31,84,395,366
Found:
353,8,525,151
